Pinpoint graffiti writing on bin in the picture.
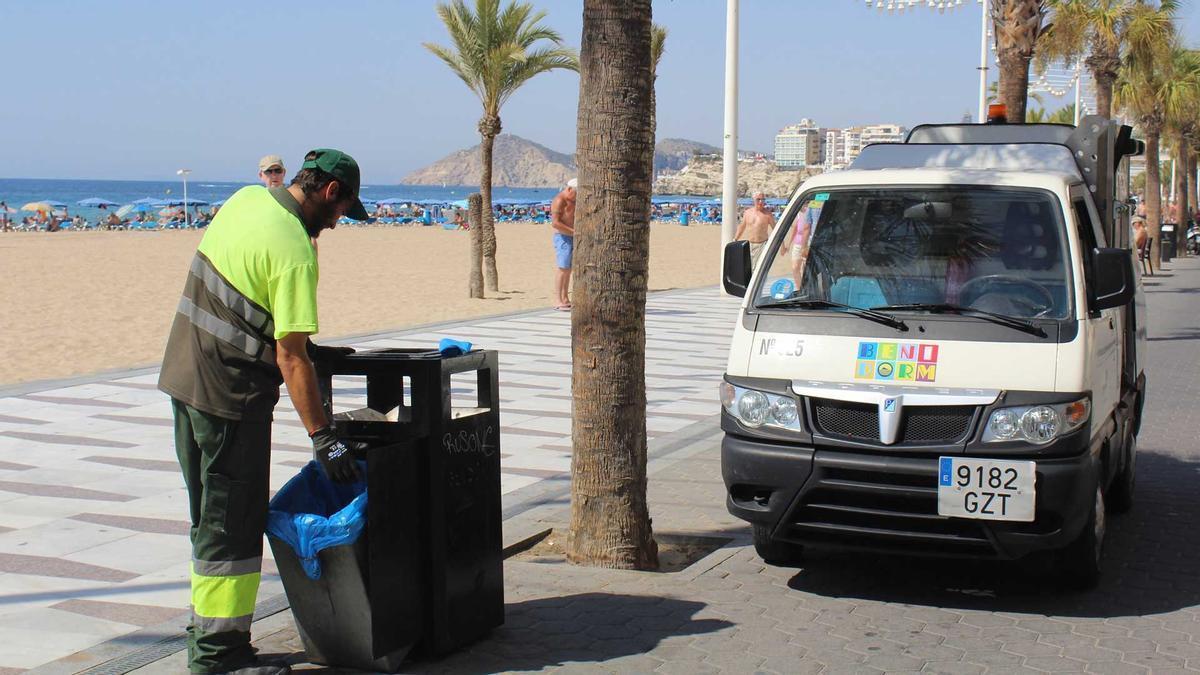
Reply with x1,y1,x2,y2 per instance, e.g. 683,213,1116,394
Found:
442,426,496,457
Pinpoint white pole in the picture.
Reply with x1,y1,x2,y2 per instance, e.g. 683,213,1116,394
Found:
977,0,989,123
1170,158,1177,203
177,168,192,229
1073,56,1083,125
721,0,739,284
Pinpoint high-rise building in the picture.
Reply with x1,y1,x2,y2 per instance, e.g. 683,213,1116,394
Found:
774,119,823,169
778,121,909,169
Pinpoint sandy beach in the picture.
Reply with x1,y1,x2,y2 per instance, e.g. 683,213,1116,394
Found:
0,223,722,385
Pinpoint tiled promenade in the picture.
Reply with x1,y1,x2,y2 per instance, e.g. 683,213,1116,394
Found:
8,257,1200,674
0,287,739,673
150,258,1200,675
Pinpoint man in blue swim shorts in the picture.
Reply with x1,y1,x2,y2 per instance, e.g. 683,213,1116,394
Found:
550,178,576,310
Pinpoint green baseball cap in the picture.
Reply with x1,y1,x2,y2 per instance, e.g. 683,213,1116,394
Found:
301,148,369,221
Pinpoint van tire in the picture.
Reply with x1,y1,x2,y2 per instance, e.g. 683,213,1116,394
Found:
1057,484,1105,590
753,524,804,565
1107,434,1136,514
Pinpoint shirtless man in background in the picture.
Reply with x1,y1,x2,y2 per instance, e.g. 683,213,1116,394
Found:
550,178,577,310
734,192,776,268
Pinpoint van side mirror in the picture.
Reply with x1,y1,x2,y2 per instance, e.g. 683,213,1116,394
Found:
723,241,752,296
1092,247,1135,310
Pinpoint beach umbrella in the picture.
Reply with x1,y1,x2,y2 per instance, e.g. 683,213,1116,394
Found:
115,204,135,219
161,198,210,207
77,198,119,208
21,202,53,213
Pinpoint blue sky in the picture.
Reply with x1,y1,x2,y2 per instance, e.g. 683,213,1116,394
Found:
3,1,1197,183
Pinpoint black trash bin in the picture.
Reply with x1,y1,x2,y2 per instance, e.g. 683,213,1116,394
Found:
267,453,422,673
1161,224,1176,262
271,348,504,672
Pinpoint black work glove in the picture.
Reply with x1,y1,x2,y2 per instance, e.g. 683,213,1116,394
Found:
310,425,363,483
308,341,356,364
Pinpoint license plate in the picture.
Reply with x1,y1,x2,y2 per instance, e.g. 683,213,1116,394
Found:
937,457,1036,522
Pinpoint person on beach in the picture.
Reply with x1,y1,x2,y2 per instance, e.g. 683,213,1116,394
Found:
158,149,369,675
258,154,287,188
550,178,576,310
734,192,776,269
788,198,821,287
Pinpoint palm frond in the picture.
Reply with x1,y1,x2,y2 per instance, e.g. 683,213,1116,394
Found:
426,0,577,116
651,24,669,76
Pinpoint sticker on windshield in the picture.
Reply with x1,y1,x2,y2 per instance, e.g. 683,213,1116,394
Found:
769,278,795,299
814,192,830,202
854,341,938,382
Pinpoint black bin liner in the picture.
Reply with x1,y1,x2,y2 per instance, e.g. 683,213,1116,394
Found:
268,347,503,671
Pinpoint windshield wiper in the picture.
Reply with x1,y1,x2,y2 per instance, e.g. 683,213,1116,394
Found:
759,298,908,331
870,303,1047,338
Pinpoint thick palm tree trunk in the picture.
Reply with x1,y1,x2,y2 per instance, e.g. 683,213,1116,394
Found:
468,192,484,298
478,116,501,291
1085,44,1121,120
1174,138,1189,256
991,0,1043,123
568,0,658,570
1188,150,1198,236
1145,133,1163,271
998,55,1031,123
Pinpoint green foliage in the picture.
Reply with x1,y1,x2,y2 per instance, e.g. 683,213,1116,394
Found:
424,0,579,119
651,24,668,78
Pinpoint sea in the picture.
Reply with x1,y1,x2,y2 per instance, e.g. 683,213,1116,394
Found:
0,178,561,222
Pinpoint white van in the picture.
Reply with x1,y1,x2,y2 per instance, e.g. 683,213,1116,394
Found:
719,116,1146,587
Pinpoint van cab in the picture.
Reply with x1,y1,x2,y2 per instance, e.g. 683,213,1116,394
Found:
719,117,1146,587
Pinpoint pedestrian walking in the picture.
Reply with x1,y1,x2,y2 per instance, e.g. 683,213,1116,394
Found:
734,192,776,269
550,178,576,310
157,148,369,675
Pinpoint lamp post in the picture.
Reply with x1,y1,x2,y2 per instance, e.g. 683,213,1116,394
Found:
858,1,989,121
721,0,739,287
177,169,192,229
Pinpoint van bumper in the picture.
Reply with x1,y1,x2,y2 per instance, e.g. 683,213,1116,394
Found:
722,433,1098,560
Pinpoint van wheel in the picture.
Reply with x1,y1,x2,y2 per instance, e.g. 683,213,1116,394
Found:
1107,434,1136,514
1057,485,1105,590
753,524,804,565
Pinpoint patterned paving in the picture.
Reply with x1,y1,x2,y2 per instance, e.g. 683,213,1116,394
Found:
0,287,739,671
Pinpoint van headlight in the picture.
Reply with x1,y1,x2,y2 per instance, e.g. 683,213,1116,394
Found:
982,398,1090,445
720,382,802,431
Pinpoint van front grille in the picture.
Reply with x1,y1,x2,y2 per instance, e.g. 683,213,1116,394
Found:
810,399,976,445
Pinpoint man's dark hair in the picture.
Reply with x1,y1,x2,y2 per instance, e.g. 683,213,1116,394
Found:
290,168,339,196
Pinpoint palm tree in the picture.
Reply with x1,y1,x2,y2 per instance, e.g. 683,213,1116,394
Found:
569,0,658,570
425,0,578,293
1115,41,1189,269
1026,107,1049,122
1039,0,1177,119
1163,49,1200,253
991,0,1051,122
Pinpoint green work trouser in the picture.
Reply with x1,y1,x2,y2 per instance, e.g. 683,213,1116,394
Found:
172,399,273,674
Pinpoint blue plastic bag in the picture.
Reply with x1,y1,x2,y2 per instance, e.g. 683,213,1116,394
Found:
266,461,368,580
438,337,473,356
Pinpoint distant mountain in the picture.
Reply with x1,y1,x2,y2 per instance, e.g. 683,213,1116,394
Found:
402,134,576,188
654,138,721,175
402,135,726,188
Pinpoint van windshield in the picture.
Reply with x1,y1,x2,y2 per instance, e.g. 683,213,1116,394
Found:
753,187,1073,320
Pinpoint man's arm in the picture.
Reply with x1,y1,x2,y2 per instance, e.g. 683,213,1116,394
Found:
733,212,748,241
276,331,329,434
550,196,574,235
